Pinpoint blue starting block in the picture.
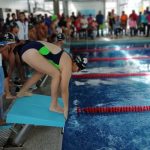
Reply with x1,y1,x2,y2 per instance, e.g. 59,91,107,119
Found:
6,94,65,127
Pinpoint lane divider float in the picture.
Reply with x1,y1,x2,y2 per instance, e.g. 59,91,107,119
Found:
72,72,150,79
77,106,150,115
73,47,150,53
88,56,150,62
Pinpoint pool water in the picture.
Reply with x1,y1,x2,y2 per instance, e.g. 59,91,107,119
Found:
62,41,150,150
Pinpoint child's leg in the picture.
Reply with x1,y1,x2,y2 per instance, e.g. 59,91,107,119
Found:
4,77,16,99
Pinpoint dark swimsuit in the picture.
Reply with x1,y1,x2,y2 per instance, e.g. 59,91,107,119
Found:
18,41,64,69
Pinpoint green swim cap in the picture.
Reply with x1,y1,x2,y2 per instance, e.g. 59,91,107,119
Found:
51,15,57,21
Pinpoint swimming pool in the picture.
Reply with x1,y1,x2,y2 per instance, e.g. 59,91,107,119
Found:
62,40,150,150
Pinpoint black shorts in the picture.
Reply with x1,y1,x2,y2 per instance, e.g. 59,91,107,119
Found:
13,40,31,55
18,41,44,57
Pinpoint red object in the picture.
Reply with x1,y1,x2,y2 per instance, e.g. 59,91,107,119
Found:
77,106,150,115
72,73,150,79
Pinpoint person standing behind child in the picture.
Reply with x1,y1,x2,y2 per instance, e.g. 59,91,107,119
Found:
16,12,28,40
114,16,122,38
120,11,128,35
129,16,137,37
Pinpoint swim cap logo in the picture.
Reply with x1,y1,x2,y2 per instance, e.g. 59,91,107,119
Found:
4,33,9,39
83,58,88,64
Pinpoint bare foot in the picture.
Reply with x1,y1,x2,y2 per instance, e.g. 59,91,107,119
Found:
49,104,64,114
64,109,68,120
17,91,33,98
5,94,16,100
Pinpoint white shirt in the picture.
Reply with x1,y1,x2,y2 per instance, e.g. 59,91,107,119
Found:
0,54,2,67
80,18,88,29
17,21,28,40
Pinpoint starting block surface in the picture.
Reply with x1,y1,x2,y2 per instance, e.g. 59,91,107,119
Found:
6,94,65,127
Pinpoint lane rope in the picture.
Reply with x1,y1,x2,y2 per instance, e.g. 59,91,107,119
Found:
77,106,150,115
72,72,150,79
88,56,150,62
73,47,150,53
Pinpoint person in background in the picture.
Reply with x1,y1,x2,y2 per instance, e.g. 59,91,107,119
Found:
0,33,16,99
120,11,128,35
141,11,148,36
5,13,10,25
80,15,88,38
49,15,59,42
10,13,17,24
70,12,76,38
137,12,146,36
129,15,137,37
0,18,4,34
74,16,81,39
146,12,150,37
96,11,104,37
114,15,122,38
36,19,48,41
28,23,37,41
107,11,116,36
44,14,51,36
16,12,28,40
28,13,36,26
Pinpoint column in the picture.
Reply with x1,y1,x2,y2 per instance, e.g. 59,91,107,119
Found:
27,0,31,13
53,0,59,15
103,0,106,18
0,8,3,19
63,0,68,16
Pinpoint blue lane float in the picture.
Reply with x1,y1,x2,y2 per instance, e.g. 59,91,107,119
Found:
6,94,65,127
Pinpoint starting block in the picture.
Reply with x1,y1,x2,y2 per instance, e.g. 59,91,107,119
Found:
6,94,65,127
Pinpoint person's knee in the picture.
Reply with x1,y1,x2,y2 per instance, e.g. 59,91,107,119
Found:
51,70,60,80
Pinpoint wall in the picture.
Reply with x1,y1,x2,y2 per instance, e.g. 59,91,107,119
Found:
105,0,117,18
0,0,106,18
0,0,28,19
68,1,105,17
0,0,46,19
0,0,28,11
117,0,150,16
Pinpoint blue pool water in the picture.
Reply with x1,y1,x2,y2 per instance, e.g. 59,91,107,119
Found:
62,40,150,150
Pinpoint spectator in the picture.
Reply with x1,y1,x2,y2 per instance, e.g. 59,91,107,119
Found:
5,13,10,25
80,15,88,38
107,11,115,36
96,11,104,37
44,14,51,35
129,15,137,36
10,13,17,24
114,15,122,37
146,12,150,37
129,10,138,22
120,11,128,35
74,16,81,39
16,12,28,40
141,11,148,36
29,13,36,25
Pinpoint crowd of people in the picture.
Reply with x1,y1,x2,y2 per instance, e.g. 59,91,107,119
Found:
0,7,150,41
105,7,150,38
